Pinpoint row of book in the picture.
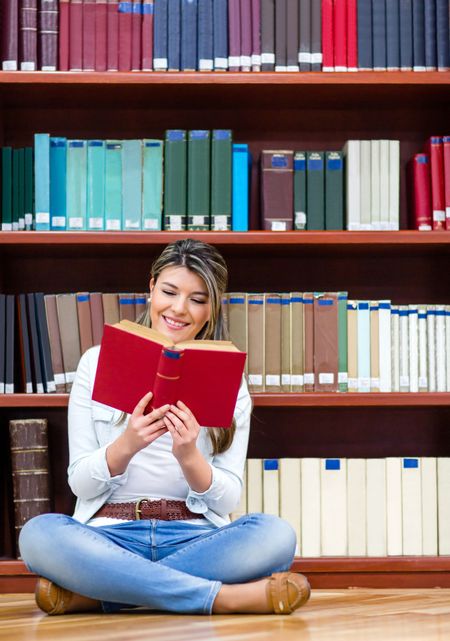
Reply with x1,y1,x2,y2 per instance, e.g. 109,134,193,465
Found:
232,457,450,557
412,135,450,232
224,293,450,393
2,1,449,73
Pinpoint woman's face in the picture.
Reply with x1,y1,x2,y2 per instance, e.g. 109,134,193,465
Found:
149,266,211,343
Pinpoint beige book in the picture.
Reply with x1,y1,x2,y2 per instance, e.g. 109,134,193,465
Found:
279,458,301,555
264,294,282,392
230,461,247,521
347,300,358,392
76,292,94,356
247,458,263,513
320,458,347,556
421,458,438,556
90,292,105,346
301,458,321,557
280,293,291,392
435,305,446,392
386,457,402,556
399,306,410,392
44,294,67,393
370,302,380,392
119,293,135,321
347,459,367,556
290,292,304,392
401,458,422,555
134,293,148,322
366,458,387,556
313,293,338,392
303,293,314,392
228,293,249,375
360,140,372,229
262,459,280,516
56,293,81,391
247,293,264,391
102,293,120,325
437,458,450,555
427,306,436,392
391,306,400,392
418,305,428,392
221,294,229,335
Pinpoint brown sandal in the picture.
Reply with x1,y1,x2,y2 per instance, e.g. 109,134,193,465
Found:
267,572,311,614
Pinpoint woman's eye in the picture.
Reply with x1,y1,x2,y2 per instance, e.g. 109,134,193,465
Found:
162,290,175,296
192,299,207,304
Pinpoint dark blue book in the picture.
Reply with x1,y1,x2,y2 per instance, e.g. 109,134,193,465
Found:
424,0,437,69
372,0,387,69
357,0,372,69
412,0,426,70
198,0,213,70
399,0,413,70
436,0,450,70
213,0,228,69
386,0,400,69
154,0,169,70
0,294,5,394
181,0,198,70
168,0,181,70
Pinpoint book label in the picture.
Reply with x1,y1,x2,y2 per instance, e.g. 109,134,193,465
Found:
281,374,291,385
249,374,263,386
338,372,348,383
304,373,314,385
266,375,281,386
106,220,121,231
319,373,334,384
291,375,304,386
143,219,159,230
271,221,287,231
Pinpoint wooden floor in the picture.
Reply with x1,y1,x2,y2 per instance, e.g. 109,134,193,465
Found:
1,589,450,641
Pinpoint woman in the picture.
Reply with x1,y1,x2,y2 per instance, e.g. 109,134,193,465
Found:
19,239,310,616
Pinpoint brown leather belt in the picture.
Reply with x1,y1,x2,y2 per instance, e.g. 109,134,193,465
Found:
93,499,200,521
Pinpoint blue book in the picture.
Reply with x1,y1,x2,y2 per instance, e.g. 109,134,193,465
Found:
105,140,123,231
372,0,387,70
386,0,400,70
181,0,198,70
412,0,426,71
198,0,213,70
436,0,450,70
424,0,436,70
232,143,250,232
66,140,87,231
357,0,372,69
34,133,50,231
399,0,413,70
154,0,168,70
213,0,228,69
87,140,106,231
50,137,67,231
168,0,181,70
122,140,143,230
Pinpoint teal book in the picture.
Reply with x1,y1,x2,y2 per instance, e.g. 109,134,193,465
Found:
325,151,344,230
142,139,163,231
188,130,210,231
232,143,250,231
306,151,325,230
337,292,348,392
211,129,232,231
1,148,13,230
50,137,67,231
18,148,25,230
105,140,123,231
122,139,142,231
24,147,34,230
34,133,51,231
87,140,106,231
294,151,307,230
164,130,187,230
66,140,87,231
12,149,19,231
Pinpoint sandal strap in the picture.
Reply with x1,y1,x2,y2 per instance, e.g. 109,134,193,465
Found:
268,572,294,614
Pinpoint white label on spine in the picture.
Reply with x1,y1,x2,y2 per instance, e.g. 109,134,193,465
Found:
271,221,287,231
214,57,228,69
359,377,370,389
47,381,57,393
106,219,121,230
348,222,360,230
304,373,315,385
2,223,12,231
26,382,33,393
89,217,103,229
192,216,206,226
291,375,304,386
212,215,228,230
311,53,323,64
69,217,83,229
125,219,140,229
0,383,4,393
228,56,240,67
275,65,287,72
168,216,183,231
153,58,168,70
433,210,445,222
251,54,261,66
446,207,450,218
241,55,251,67
295,212,306,226
55,373,66,385
42,66,57,72
286,65,299,72
282,374,291,385
266,375,281,386
12,222,19,231
199,59,213,71
370,377,380,388
338,372,348,383
261,53,275,64
2,61,17,71
37,383,45,394
319,373,334,384
248,374,263,386
5,384,14,393
21,62,36,71
298,52,311,63
52,216,65,227
36,212,50,224
143,219,159,230
66,372,76,384
419,376,428,388
25,213,33,225
348,377,358,388
400,375,410,387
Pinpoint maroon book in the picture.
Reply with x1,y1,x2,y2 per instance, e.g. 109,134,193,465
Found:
118,0,132,70
131,0,142,71
2,0,19,70
20,0,37,70
83,0,96,70
412,154,432,231
107,0,119,70
261,150,294,231
59,0,70,70
39,0,58,70
240,0,251,71
228,0,241,71
69,0,83,70
427,137,446,230
141,0,154,70
95,0,108,70
251,0,261,70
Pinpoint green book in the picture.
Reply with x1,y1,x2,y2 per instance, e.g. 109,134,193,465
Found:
142,139,163,231
67,140,87,231
24,147,34,230
164,130,187,230
12,149,20,231
306,151,325,230
105,140,122,231
18,148,25,230
87,140,106,231
337,292,348,392
188,130,210,231
325,151,344,230
122,139,142,231
1,148,13,230
294,151,306,230
211,129,232,231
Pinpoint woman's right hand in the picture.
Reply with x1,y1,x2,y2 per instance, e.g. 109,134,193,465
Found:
123,391,170,455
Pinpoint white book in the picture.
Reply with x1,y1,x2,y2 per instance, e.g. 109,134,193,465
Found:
279,458,301,556
263,459,280,517
418,305,428,391
427,306,436,392
370,302,380,391
357,301,371,392
231,460,248,521
421,458,438,556
343,140,361,230
408,305,419,393
379,140,390,229
360,140,372,229
437,458,450,554
391,306,400,392
401,458,422,555
386,457,402,555
446,306,450,392
378,300,392,392
347,458,367,556
435,305,447,392
399,306,410,392
247,458,263,513
301,458,321,557
347,300,359,392
389,140,400,230
320,458,347,556
370,140,381,229
366,459,387,556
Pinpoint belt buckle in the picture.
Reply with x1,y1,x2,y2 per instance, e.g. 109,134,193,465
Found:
135,498,148,520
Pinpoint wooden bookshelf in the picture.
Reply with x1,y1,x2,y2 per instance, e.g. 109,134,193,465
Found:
0,71,449,591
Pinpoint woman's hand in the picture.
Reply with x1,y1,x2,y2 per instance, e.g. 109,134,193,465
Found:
123,390,170,455
163,400,201,462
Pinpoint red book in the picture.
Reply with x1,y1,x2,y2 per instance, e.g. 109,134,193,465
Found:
95,0,108,71
59,0,70,70
334,0,347,71
443,136,450,230
92,321,247,429
141,0,154,70
321,0,334,71
118,0,132,71
69,0,83,71
427,136,446,230
83,0,96,70
412,154,432,231
131,0,142,71
107,0,119,70
346,0,357,70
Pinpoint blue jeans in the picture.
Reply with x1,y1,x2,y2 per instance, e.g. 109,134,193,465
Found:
19,513,296,614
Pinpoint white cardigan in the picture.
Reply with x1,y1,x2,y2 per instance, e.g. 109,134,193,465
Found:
67,346,252,527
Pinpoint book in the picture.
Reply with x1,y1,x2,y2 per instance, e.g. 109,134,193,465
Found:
386,457,402,555
20,0,37,71
262,459,279,516
247,458,263,512
92,320,247,428
213,0,228,70
301,458,321,557
321,458,347,556
95,0,108,71
187,130,210,231
232,143,250,231
347,458,366,555
164,130,187,230
261,150,294,231
198,0,213,71
211,130,232,231
168,0,181,70
279,460,300,547
107,0,119,71
142,140,163,231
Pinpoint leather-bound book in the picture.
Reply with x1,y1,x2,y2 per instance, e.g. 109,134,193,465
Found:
95,0,108,71
59,0,70,70
240,0,251,71
20,0,37,70
107,0,119,71
83,0,96,71
39,0,58,71
261,150,294,231
228,0,240,71
141,0,154,71
412,154,432,231
69,0,83,71
2,0,19,70
131,0,142,70
9,419,51,555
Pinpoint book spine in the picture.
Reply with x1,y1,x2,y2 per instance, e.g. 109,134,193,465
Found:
240,0,252,71
121,140,142,230
261,150,294,231
412,154,432,231
274,0,286,71
5,296,15,393
286,0,299,71
24,147,34,231
211,130,232,231
357,0,372,69
251,0,261,70
181,0,197,70
17,294,34,393
131,0,142,70
198,0,213,71
310,0,321,70
34,133,50,231
77,293,94,355
164,130,187,230
89,292,105,345
152,348,182,407
107,0,119,71
294,151,306,230
232,144,250,231
142,139,163,230
95,0,108,71
168,0,181,70
412,0,426,71
187,130,211,230
141,0,154,70
337,292,348,392
260,0,275,71
20,0,37,71
26,293,45,394
69,0,83,71
443,137,450,229
18,148,25,231
83,0,96,70
429,137,446,230
303,293,314,392
153,0,168,70
49,137,67,231
313,294,339,392
325,151,344,230
228,0,241,71
334,0,347,71
322,0,334,72
386,0,400,70
87,139,106,231
399,0,413,70
1,148,13,231
67,140,87,231
2,0,19,70
34,292,57,393
347,0,357,70
264,294,282,392
424,0,436,70
0,295,5,394
39,0,58,71
372,0,386,70
213,0,228,70
44,294,67,392
280,294,291,392
306,151,325,230
105,140,123,230
59,0,70,71
298,0,310,71
118,0,133,70
12,149,19,231
436,0,450,70
370,140,381,229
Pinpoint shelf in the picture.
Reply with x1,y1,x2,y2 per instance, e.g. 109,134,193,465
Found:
1,393,449,409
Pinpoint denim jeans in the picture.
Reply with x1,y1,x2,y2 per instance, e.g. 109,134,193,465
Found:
19,512,296,614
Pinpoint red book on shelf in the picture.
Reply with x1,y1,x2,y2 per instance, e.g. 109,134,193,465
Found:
443,136,450,230
412,154,432,231
107,0,119,70
321,0,334,71
131,0,142,71
346,0,357,70
95,0,108,71
83,0,96,70
118,0,132,71
59,0,70,70
334,0,347,71
141,0,154,70
426,136,446,230
92,321,247,429
69,0,83,71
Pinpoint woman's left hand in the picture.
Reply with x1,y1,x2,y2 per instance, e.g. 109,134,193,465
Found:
164,400,200,461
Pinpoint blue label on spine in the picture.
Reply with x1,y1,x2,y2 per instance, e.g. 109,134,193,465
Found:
325,459,340,470
264,459,279,471
403,458,419,468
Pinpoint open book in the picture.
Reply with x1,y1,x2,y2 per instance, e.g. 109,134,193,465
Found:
92,320,247,428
